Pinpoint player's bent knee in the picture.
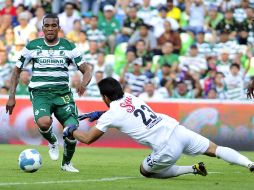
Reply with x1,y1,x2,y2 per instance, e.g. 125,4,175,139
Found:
140,164,153,178
204,141,217,157
37,116,52,131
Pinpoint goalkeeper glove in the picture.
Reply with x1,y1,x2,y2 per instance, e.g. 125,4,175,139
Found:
78,111,105,122
63,124,78,139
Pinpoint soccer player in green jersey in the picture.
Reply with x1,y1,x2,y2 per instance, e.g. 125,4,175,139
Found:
6,14,92,172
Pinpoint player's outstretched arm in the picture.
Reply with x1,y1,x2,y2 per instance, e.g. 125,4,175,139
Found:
78,111,106,122
6,66,22,115
77,63,92,96
74,127,104,145
63,125,104,145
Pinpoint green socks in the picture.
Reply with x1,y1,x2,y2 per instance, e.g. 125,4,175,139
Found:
39,126,57,144
62,137,77,165
39,126,77,165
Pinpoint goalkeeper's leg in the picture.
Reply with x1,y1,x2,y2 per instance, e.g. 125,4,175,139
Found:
140,163,207,178
181,124,254,172
204,141,254,172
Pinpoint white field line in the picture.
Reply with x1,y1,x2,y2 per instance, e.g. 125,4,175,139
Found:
0,176,140,186
0,171,246,186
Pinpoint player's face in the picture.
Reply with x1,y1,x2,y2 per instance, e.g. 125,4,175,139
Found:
42,18,60,43
102,95,110,108
0,51,7,64
128,7,137,18
162,43,173,54
90,17,98,28
178,83,187,95
140,26,148,36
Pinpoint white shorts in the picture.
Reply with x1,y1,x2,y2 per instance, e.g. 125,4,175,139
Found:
142,125,210,173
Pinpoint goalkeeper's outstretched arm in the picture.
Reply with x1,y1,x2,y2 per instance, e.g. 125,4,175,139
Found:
73,127,104,145
63,124,104,145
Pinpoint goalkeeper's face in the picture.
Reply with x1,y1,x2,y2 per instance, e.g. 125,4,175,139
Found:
102,95,110,108
42,18,60,43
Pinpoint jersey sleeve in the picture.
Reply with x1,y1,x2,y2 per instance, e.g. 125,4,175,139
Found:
16,46,32,69
70,45,84,67
95,111,113,133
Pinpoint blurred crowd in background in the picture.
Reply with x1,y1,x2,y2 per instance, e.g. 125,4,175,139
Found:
0,0,254,100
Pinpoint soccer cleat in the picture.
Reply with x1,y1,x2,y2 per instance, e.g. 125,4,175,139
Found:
61,162,79,173
248,163,254,172
193,162,207,176
48,141,59,161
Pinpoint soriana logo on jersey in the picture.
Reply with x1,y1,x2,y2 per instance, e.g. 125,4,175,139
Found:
120,96,135,113
38,58,65,65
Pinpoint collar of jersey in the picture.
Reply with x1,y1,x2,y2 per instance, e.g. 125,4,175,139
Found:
43,38,60,47
110,93,128,106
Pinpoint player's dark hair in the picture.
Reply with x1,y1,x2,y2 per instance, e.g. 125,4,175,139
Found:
160,78,168,87
80,30,87,35
128,4,137,10
98,77,124,101
230,63,240,70
91,15,98,20
17,4,26,10
136,39,146,45
64,2,76,9
95,70,104,75
216,71,225,77
1,86,9,91
73,19,81,24
43,14,59,25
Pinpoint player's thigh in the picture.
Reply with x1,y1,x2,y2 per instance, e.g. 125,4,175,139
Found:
53,92,79,127
30,92,53,124
142,133,185,174
177,125,210,156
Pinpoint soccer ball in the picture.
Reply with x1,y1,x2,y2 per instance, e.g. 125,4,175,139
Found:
18,149,42,173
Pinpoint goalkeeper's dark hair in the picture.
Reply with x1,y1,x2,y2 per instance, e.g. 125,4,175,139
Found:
98,77,124,101
43,14,59,25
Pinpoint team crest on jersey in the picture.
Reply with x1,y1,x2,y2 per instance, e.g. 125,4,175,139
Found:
48,48,54,57
120,96,135,113
59,50,65,56
35,109,39,116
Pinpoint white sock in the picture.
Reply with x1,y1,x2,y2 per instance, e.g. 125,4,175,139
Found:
151,165,194,179
215,146,252,168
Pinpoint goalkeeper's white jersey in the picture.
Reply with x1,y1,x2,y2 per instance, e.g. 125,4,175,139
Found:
96,93,179,151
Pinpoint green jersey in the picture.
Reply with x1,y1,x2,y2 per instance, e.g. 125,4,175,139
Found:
158,54,179,67
98,16,121,36
16,38,83,94
16,83,29,95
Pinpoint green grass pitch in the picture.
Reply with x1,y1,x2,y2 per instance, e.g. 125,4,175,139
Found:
0,144,253,190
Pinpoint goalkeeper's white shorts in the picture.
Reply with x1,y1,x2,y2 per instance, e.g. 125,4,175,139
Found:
142,124,210,173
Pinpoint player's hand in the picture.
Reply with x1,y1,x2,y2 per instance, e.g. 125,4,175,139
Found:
6,96,16,115
247,80,254,99
78,111,105,122
76,84,86,97
63,125,78,139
